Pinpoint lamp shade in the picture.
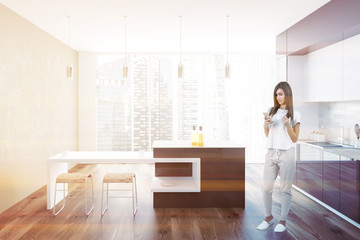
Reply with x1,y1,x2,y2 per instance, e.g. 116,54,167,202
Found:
225,63,231,79
123,64,128,78
225,15,231,79
178,63,183,78
67,64,73,79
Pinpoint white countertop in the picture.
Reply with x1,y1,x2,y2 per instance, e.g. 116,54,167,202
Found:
152,140,245,148
298,141,360,160
48,151,202,163
323,148,360,160
49,151,154,163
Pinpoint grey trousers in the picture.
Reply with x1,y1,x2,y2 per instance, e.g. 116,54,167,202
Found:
262,148,296,221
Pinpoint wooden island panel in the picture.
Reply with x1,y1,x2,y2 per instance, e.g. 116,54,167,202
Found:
153,147,245,208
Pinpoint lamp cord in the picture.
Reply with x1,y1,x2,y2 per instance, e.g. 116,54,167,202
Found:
68,16,71,47
179,16,182,64
227,15,229,64
124,16,127,65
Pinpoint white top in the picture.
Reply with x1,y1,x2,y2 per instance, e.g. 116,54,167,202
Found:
265,108,301,150
152,140,245,148
48,151,199,163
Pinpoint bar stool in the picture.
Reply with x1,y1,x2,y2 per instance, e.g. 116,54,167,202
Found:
53,164,97,216
101,173,138,217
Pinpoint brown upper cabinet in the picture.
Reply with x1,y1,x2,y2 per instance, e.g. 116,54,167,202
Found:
277,0,360,102
276,0,360,56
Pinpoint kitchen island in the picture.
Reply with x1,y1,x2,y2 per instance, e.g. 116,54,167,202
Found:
152,141,245,208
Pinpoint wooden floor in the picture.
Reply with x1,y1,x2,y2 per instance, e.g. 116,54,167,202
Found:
0,163,359,240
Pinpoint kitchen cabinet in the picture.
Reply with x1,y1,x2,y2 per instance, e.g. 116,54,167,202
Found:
323,151,340,211
303,32,360,102
276,0,360,102
296,144,323,200
276,55,287,83
303,52,317,102
297,166,323,200
296,143,360,223
340,156,360,222
315,42,343,101
343,33,360,101
304,41,343,102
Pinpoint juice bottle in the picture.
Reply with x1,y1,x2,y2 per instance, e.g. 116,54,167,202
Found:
198,126,204,147
191,126,198,146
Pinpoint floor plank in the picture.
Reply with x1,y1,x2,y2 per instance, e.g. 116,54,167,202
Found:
0,163,359,240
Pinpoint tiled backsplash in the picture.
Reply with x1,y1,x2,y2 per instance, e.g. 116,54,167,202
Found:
319,101,360,146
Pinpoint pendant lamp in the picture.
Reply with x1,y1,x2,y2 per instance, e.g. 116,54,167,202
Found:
225,15,231,78
67,16,73,79
178,16,183,78
123,16,128,78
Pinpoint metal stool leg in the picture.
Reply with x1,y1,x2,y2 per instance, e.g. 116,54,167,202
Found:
101,181,104,216
101,181,109,216
135,176,138,211
133,176,138,216
106,183,109,213
132,180,135,216
101,173,138,217
53,182,66,216
85,177,94,216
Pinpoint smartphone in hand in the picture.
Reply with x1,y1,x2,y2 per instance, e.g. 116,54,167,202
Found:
263,112,272,124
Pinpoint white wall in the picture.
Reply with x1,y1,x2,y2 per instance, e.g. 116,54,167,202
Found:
0,4,78,213
78,52,97,150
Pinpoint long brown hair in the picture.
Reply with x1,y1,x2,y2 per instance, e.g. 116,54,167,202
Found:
269,81,294,121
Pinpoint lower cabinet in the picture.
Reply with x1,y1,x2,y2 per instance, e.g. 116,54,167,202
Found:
296,143,360,223
340,157,359,222
323,152,340,211
296,144,323,200
296,164,323,201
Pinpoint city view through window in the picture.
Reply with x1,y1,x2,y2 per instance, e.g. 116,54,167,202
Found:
96,53,277,162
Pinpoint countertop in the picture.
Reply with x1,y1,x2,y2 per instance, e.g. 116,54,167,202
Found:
48,151,199,163
152,140,245,148
322,148,360,160
299,141,360,160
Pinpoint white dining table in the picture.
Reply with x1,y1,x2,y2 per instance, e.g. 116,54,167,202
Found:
47,151,200,210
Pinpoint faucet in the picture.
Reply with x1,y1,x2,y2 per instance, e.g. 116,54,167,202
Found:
338,127,344,145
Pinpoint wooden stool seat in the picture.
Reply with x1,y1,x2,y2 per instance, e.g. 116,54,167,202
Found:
56,173,88,183
103,173,135,183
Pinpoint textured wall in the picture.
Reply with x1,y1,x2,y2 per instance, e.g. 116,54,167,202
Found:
0,4,78,213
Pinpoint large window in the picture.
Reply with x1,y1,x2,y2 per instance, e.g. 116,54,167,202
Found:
96,53,276,162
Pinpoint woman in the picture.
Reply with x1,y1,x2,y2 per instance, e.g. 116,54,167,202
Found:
257,81,300,233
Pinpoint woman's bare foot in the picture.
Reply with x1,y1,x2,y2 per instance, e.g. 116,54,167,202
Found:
265,215,273,223
279,220,286,226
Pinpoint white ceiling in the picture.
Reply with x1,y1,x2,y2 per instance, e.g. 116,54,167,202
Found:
0,0,330,53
